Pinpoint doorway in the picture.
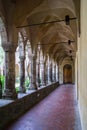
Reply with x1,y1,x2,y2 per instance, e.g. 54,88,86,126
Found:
63,64,72,83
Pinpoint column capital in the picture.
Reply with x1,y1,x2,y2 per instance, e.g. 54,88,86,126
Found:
2,42,17,52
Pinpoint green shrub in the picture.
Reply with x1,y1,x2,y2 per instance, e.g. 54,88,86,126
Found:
25,78,30,88
0,75,5,92
15,87,20,93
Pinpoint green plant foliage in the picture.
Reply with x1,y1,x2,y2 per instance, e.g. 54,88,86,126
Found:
0,75,5,91
25,78,30,88
15,87,20,93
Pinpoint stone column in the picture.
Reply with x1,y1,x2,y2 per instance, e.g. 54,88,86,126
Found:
38,61,40,88
50,62,53,82
36,62,39,87
52,63,54,82
46,63,48,85
52,63,56,82
48,62,52,84
19,56,26,93
48,63,50,84
58,64,59,83
2,42,17,99
29,54,37,90
56,64,58,81
36,61,40,88
40,62,46,86
54,64,56,82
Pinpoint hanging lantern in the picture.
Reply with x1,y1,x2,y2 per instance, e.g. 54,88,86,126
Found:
68,40,71,45
65,15,70,25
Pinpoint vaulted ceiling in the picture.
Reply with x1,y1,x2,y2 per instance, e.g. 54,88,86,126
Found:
1,0,80,63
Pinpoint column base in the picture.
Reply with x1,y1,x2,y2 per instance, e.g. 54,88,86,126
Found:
29,83,38,90
41,82,46,86
19,87,26,93
47,81,52,84
36,82,40,88
2,89,17,100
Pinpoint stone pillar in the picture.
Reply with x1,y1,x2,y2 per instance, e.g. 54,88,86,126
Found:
38,61,41,87
48,62,52,84
2,43,17,99
46,63,48,85
52,63,56,82
50,62,53,82
52,63,54,82
48,63,50,84
36,62,39,87
19,56,26,93
36,61,40,88
29,54,37,90
40,62,46,86
54,64,56,82
56,64,58,81
58,64,59,83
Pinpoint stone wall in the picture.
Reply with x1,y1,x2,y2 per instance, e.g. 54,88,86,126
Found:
0,82,58,129
77,0,87,129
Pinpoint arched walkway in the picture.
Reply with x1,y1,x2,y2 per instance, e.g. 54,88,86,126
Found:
6,84,81,130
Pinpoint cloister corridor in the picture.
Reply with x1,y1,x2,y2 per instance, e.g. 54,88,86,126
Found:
1,0,87,129
3,84,81,130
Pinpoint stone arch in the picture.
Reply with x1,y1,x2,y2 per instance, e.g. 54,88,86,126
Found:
0,0,8,43
0,17,7,44
59,57,74,84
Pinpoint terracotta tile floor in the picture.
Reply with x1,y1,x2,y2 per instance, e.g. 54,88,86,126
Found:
6,84,81,130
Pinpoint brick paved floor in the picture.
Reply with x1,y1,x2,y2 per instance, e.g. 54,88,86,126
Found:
6,84,81,130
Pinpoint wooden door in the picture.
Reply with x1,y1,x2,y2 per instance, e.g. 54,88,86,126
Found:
63,64,72,83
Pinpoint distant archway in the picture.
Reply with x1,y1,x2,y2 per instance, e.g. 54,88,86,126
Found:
63,64,72,84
